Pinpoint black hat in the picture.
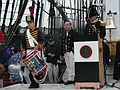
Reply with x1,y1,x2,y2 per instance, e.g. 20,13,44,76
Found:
26,15,34,22
88,5,99,18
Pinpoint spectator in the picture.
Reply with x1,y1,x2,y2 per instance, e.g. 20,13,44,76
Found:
44,37,59,83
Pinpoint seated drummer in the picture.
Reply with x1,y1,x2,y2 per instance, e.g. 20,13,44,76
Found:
21,15,46,88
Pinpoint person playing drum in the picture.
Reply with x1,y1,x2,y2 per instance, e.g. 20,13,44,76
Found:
21,15,46,88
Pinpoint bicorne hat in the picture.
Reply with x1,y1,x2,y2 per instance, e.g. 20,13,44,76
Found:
88,5,99,18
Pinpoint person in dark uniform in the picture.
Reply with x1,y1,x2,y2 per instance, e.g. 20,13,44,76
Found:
59,20,79,85
113,41,120,80
84,5,107,86
84,5,106,41
44,36,60,83
21,15,46,88
103,42,110,66
84,5,108,66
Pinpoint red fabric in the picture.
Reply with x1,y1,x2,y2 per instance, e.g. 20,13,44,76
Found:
29,6,34,15
0,31,5,42
37,44,44,51
21,48,25,53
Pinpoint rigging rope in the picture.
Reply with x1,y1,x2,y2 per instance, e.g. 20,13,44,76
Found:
4,0,28,47
0,0,2,23
35,0,40,27
6,0,21,37
1,0,9,33
8,0,16,28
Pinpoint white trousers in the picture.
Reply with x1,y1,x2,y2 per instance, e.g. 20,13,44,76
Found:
62,51,75,82
23,66,31,84
22,50,31,84
47,63,59,83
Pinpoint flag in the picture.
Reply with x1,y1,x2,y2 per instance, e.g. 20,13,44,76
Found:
29,6,34,15
0,31,5,43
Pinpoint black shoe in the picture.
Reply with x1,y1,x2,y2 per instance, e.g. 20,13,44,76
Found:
29,83,39,88
58,80,64,84
64,81,74,85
